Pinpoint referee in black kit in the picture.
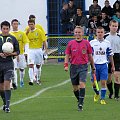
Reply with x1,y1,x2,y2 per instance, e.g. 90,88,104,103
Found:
0,21,20,113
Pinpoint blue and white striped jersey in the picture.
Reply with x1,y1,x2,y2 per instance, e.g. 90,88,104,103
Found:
90,39,113,64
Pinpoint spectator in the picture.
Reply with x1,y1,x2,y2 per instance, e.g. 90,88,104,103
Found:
89,0,101,18
113,1,120,14
88,15,101,34
102,0,114,18
72,7,88,34
99,11,111,33
68,0,77,19
112,10,120,30
60,2,70,34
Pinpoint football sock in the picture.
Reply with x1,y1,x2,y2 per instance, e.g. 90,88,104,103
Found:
39,66,42,79
36,68,40,82
107,81,113,95
29,68,34,82
5,90,11,108
114,83,120,98
73,90,79,101
34,65,37,76
20,70,25,82
14,69,18,86
79,88,85,106
93,86,99,95
0,90,6,105
101,88,107,100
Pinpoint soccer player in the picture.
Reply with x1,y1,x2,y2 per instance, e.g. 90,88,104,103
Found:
105,20,120,100
11,19,29,88
25,14,47,40
0,21,20,113
27,19,47,85
64,26,95,111
90,27,115,104
25,15,47,83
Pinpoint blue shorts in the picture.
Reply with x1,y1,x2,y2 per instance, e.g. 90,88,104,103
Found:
70,64,88,85
91,63,108,82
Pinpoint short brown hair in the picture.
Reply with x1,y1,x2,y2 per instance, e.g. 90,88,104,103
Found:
97,26,104,30
11,19,18,24
1,21,10,29
29,15,36,20
93,0,98,3
109,20,118,26
28,19,35,24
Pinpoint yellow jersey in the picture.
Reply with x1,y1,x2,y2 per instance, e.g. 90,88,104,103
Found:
10,30,29,54
27,28,45,49
25,24,47,41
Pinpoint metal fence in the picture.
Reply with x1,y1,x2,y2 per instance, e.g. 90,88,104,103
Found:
47,0,85,35
47,35,93,62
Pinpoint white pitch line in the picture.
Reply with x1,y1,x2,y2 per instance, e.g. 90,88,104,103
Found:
33,95,93,99
0,79,70,110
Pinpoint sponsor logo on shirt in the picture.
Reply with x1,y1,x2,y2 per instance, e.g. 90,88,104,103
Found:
96,47,105,55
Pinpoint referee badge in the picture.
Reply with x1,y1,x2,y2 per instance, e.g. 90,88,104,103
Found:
82,48,86,54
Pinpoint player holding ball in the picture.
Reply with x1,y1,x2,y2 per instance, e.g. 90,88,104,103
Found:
0,21,20,113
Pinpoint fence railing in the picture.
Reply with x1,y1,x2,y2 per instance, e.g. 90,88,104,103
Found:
47,34,95,62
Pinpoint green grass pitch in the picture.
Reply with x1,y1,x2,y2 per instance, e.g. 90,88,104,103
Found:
0,63,120,120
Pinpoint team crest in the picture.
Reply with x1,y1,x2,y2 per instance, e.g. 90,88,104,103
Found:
99,47,102,50
36,32,38,36
19,34,22,38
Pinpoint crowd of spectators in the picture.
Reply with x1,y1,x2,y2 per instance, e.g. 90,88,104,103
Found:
60,0,120,35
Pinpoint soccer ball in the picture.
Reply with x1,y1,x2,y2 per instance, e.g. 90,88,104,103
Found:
2,42,14,53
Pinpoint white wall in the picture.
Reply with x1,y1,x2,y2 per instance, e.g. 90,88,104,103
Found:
0,0,47,32
85,0,116,11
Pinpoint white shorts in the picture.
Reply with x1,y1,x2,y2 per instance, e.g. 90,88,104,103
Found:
13,55,26,69
28,48,43,65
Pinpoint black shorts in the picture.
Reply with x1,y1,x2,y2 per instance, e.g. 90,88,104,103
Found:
108,63,112,73
108,53,120,73
70,64,88,85
0,61,14,83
